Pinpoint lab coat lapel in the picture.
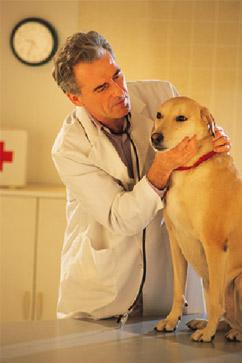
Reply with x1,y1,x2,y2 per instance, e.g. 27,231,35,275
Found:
75,107,132,187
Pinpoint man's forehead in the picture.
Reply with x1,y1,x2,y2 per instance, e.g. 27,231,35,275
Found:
74,53,117,78
73,52,119,90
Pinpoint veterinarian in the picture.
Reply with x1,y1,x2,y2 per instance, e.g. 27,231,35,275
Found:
52,31,230,321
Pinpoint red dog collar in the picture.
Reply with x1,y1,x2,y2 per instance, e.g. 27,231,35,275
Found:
175,151,217,171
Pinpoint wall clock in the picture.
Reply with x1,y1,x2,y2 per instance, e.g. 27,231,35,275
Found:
10,17,58,66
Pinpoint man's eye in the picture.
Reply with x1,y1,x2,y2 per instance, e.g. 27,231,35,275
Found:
96,84,108,93
156,112,162,119
176,115,188,122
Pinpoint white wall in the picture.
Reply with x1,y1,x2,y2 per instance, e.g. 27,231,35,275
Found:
0,0,79,184
1,0,242,186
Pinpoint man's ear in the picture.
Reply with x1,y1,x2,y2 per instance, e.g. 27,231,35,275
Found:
67,93,84,106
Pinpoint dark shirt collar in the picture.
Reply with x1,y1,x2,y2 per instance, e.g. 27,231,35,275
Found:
88,112,132,136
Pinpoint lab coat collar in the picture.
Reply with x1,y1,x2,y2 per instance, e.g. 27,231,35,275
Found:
75,93,148,187
129,91,146,114
75,106,132,187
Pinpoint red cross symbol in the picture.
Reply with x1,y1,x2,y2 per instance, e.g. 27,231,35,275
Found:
0,141,14,171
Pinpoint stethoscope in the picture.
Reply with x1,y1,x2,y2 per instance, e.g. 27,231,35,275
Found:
116,114,147,327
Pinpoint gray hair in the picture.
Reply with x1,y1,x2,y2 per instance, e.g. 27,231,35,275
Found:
52,31,115,94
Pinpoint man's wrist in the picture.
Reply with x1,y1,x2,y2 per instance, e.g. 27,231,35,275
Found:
145,176,169,199
146,166,172,190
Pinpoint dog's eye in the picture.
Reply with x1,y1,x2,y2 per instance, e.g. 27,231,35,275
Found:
156,112,162,119
176,115,188,122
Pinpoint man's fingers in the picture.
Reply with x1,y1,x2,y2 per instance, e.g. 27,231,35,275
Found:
214,143,231,153
177,135,197,150
212,130,231,152
169,135,198,169
213,130,225,140
183,136,198,154
212,133,230,144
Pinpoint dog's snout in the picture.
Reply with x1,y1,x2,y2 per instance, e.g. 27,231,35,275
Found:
151,132,164,146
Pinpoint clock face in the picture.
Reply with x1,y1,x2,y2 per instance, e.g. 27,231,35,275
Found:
10,17,58,66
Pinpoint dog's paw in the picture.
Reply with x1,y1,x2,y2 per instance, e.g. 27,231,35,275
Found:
186,319,207,331
154,318,179,332
225,328,242,342
191,328,215,342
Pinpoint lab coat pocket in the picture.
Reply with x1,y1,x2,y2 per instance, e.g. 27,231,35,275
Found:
87,239,117,293
64,237,118,311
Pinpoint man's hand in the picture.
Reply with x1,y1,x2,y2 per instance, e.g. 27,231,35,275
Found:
147,136,198,190
212,126,231,153
147,126,231,190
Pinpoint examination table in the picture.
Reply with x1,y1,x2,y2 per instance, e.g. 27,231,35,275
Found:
1,315,241,362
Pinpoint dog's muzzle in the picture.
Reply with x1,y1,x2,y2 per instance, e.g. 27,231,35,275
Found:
151,132,165,150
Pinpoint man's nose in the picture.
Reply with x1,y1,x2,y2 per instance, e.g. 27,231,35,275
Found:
112,81,125,97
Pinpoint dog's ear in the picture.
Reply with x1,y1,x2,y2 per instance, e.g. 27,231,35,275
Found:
200,107,216,137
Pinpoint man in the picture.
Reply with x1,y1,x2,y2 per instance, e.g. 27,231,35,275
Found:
52,31,230,320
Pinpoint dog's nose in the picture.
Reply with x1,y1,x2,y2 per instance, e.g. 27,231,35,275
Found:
151,132,164,146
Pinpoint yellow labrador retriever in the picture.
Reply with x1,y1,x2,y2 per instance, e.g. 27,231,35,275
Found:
151,96,242,342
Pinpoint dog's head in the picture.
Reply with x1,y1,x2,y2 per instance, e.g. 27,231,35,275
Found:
151,96,216,151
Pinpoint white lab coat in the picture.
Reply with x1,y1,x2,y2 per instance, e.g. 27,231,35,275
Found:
52,80,204,319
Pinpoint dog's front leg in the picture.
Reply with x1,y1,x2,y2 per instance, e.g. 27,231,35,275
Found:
155,217,188,332
191,242,227,342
